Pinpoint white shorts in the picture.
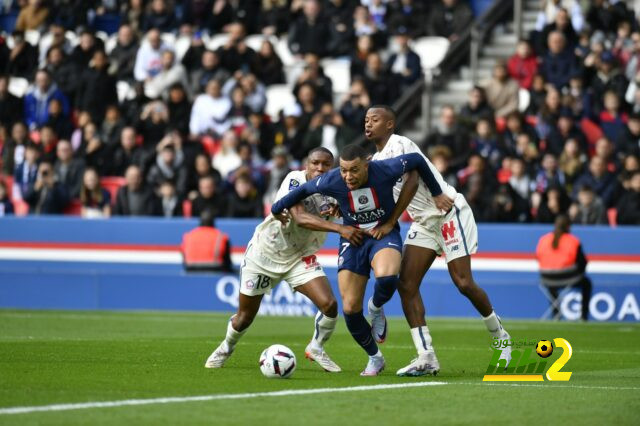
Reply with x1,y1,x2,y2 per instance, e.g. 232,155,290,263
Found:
239,246,326,297
404,194,478,263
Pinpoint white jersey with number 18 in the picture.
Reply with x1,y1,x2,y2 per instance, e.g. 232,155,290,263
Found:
371,134,458,223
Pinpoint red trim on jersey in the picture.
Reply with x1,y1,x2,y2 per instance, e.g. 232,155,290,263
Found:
347,191,355,212
370,187,380,208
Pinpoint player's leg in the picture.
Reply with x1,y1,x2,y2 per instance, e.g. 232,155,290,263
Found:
294,275,341,372
396,242,441,376
205,293,263,368
339,269,385,376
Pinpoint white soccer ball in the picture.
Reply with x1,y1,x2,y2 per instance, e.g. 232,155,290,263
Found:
259,344,297,379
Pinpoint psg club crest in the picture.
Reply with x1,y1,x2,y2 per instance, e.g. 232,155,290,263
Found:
358,195,369,205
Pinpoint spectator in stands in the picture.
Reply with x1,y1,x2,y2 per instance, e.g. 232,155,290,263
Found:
45,46,77,102
76,50,118,124
340,78,370,131
547,107,585,156
353,4,377,39
36,124,58,163
186,153,217,200
296,82,320,131
274,103,306,161
459,86,494,130
23,69,70,130
79,167,111,218
565,74,592,119
226,173,263,218
595,137,619,174
142,0,177,33
591,51,629,112
6,30,38,79
46,98,72,140
258,0,290,36
425,105,470,171
536,184,571,223
146,132,187,196
558,137,586,190
241,111,275,163
536,214,591,321
387,29,421,89
535,87,562,141
294,54,333,104
387,0,427,39
366,0,388,32
114,164,161,216
0,179,13,216
213,130,242,179
252,40,285,86
24,160,70,214
70,30,104,71
470,117,502,170
616,170,640,224
109,23,139,81
189,78,232,138
0,74,23,129
507,39,539,90
508,157,533,201
573,155,616,207
525,74,547,115
158,179,183,218
109,126,142,176
540,7,579,52
166,83,191,136
429,145,458,188
457,154,496,220
1,122,29,175
100,105,125,148
38,23,72,65
133,28,167,82
486,183,530,223
181,210,232,272
350,35,375,79
191,174,229,218
76,121,108,175
216,22,256,74
288,0,330,57
325,0,356,57
189,50,229,95
484,62,520,118
303,102,357,158
535,152,566,194
138,100,169,151
362,51,398,105
54,140,84,198
144,50,191,100
121,0,145,34
540,31,578,90
598,90,628,142
535,0,584,34
426,0,472,42
208,0,259,34
231,73,267,113
586,0,631,34
15,0,49,31
617,111,640,155
570,184,607,224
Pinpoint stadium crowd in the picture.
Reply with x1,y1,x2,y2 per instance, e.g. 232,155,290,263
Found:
0,0,638,225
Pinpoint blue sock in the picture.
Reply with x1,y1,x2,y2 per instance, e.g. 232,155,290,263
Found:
372,275,399,308
344,311,379,356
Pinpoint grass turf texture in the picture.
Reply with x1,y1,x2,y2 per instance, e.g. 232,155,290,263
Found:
1,310,639,425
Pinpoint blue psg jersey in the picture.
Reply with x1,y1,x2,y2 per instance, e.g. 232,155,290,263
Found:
271,153,444,229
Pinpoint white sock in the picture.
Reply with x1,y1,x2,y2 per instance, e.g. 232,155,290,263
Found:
309,311,337,351
370,349,383,359
410,326,433,355
482,311,507,338
222,316,246,352
368,297,381,312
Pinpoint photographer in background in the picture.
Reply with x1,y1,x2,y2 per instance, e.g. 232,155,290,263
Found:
23,161,70,215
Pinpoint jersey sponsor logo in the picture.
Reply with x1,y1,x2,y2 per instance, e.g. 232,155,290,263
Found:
345,208,386,226
301,254,320,270
289,179,300,190
441,220,456,241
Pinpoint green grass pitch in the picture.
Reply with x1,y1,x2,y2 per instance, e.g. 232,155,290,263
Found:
1,309,639,425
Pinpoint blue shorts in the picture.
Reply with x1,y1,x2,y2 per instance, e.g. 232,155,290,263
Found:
337,230,403,277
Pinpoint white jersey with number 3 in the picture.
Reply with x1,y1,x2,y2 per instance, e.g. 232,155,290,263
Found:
371,134,458,223
249,170,331,273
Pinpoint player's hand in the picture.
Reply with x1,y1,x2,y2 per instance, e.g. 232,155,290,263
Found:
339,226,365,246
369,221,394,240
434,194,454,213
320,203,341,218
273,210,290,225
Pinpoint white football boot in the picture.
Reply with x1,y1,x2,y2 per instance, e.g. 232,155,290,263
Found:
304,344,342,372
368,297,388,344
360,353,385,376
204,342,233,368
498,332,512,368
396,350,440,377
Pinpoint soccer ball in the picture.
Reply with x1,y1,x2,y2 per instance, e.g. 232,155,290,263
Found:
536,340,553,358
259,344,296,379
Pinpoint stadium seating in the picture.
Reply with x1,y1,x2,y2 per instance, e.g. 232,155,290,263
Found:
265,84,297,121
100,177,126,205
412,37,450,75
8,77,29,98
92,13,121,35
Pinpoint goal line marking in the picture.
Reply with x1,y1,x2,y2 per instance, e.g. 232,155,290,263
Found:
0,382,447,415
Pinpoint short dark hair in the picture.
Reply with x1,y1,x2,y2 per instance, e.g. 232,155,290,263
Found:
340,144,368,161
368,104,396,120
200,209,215,227
308,147,334,159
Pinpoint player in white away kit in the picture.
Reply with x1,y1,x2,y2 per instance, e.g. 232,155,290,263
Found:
367,106,512,376
205,148,364,372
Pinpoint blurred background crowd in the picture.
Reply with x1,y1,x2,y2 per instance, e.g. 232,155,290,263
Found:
0,0,638,226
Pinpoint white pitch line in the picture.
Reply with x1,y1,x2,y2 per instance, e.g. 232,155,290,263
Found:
0,382,447,415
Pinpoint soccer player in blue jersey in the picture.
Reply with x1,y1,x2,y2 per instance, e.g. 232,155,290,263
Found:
271,145,454,375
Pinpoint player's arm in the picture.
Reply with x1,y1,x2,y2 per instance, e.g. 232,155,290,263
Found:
289,204,364,246
271,179,321,215
399,153,454,212
370,170,419,240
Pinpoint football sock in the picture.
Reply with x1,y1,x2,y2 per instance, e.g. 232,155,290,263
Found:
344,310,379,356
483,311,507,339
372,275,399,308
222,316,246,352
410,326,433,355
309,311,337,351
